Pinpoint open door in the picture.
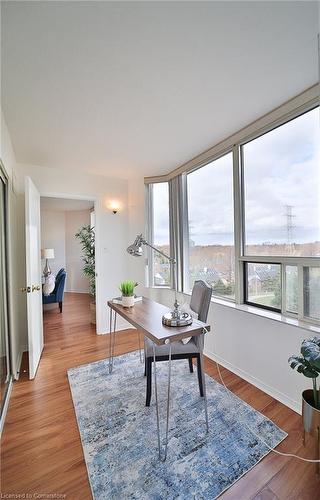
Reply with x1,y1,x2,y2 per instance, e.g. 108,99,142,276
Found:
25,177,43,379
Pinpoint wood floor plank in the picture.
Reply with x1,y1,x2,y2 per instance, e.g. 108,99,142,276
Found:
1,292,319,499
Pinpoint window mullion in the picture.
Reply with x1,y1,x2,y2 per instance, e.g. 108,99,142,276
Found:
146,184,154,287
180,173,189,293
233,145,244,304
281,264,286,314
297,264,304,320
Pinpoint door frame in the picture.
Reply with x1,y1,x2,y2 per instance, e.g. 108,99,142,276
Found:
39,191,99,332
0,160,13,434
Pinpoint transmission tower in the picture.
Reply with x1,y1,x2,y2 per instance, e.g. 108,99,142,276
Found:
284,205,295,246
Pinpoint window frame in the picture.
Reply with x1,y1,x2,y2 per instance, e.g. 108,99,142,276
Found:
244,261,282,313
145,86,320,326
146,181,172,289
184,149,236,300
301,264,320,325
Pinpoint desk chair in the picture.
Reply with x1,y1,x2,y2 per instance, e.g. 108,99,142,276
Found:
144,280,212,406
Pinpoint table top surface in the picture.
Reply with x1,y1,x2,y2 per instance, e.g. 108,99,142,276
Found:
107,296,210,345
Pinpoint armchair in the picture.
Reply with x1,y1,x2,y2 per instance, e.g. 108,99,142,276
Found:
42,268,67,313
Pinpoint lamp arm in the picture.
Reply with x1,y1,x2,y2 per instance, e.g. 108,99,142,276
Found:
141,237,178,305
141,238,176,265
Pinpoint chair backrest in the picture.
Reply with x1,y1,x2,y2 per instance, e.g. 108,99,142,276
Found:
55,268,65,282
54,269,67,300
190,280,212,323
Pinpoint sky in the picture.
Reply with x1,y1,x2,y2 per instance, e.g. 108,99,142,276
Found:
153,107,320,249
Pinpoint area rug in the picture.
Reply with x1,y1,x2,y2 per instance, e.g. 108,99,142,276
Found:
68,351,287,499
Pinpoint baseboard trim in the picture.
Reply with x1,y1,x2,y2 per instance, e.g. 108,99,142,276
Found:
65,290,90,294
204,348,301,415
15,346,28,380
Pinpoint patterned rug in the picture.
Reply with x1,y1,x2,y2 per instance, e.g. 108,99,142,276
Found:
68,351,287,499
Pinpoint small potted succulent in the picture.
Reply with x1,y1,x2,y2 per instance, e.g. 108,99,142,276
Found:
119,281,138,308
288,336,320,454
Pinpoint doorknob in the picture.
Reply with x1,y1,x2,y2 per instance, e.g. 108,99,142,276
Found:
21,286,31,293
32,285,41,292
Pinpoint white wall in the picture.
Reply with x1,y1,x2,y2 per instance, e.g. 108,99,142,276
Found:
127,177,148,296
41,211,66,275
65,210,90,293
17,162,131,334
148,287,314,415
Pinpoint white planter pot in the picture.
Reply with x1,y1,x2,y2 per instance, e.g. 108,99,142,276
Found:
302,390,320,475
122,295,134,308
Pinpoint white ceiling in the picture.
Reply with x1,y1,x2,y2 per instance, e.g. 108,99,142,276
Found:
1,1,318,180
40,197,94,212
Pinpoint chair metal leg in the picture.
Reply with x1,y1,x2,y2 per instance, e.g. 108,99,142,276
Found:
199,336,209,433
59,301,62,313
316,426,319,476
153,341,172,461
188,357,194,373
146,358,152,406
196,354,204,397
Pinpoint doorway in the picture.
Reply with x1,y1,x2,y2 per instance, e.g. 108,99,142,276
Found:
40,197,96,339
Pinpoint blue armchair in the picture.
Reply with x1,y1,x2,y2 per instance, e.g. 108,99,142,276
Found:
42,268,67,313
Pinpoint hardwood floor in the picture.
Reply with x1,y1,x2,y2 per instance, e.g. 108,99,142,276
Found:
1,292,319,499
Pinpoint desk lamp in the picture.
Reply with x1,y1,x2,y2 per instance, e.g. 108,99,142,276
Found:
127,234,192,327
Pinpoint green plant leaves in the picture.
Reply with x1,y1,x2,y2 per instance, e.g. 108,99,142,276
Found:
119,280,137,297
301,337,320,371
288,355,319,378
288,336,320,409
75,225,95,299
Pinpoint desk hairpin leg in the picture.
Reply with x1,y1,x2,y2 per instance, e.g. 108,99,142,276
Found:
108,307,117,374
199,333,209,433
153,340,172,462
138,331,144,364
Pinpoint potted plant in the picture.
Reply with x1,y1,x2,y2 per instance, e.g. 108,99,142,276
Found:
119,281,137,308
288,336,320,465
75,225,96,324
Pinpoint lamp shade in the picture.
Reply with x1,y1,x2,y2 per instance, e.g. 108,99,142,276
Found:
41,248,55,259
127,235,144,257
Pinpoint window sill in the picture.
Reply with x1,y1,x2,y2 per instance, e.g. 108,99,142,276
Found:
212,297,320,334
148,287,320,334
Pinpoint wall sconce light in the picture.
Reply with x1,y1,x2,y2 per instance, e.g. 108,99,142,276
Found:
108,200,121,214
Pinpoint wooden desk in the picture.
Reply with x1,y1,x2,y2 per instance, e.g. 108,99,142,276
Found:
107,296,210,345
107,296,210,461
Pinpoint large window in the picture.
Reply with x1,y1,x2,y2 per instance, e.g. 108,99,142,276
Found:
151,182,170,286
242,108,320,257
147,97,320,325
187,152,235,298
241,106,319,314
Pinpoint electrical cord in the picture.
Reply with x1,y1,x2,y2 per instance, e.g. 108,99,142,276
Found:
202,327,320,464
